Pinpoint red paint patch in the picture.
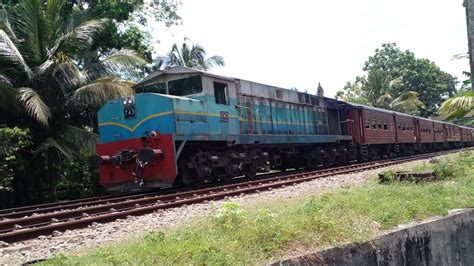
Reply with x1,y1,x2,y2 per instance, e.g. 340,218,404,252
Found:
96,134,177,191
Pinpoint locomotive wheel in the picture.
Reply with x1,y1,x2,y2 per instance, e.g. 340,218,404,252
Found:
243,163,257,179
177,160,202,186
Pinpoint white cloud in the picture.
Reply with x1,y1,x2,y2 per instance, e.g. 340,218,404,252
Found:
150,0,468,97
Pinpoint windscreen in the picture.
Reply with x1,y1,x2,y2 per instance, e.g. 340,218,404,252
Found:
168,75,203,96
135,83,167,94
134,75,203,96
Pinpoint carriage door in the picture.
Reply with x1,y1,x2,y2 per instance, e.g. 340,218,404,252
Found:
357,108,365,143
444,125,449,141
393,114,398,143
414,118,420,143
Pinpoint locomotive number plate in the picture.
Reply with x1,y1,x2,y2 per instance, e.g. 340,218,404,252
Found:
220,111,229,122
124,106,136,119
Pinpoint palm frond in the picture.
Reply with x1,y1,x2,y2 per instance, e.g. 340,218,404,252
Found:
68,77,134,110
36,57,56,80
60,19,108,55
59,124,98,155
154,55,170,70
154,39,225,71
375,92,393,108
45,0,64,47
52,58,87,95
439,92,474,120
12,0,47,65
84,49,148,80
0,6,18,41
190,43,206,68
389,91,424,114
17,87,51,126
204,55,225,70
171,43,185,66
0,29,33,79
34,137,74,159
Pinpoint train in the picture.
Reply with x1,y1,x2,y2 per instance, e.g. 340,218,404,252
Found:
92,66,474,192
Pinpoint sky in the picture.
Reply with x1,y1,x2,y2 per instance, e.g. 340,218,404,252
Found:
150,0,468,97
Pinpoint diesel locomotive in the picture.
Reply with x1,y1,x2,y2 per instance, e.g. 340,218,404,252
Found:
93,66,474,192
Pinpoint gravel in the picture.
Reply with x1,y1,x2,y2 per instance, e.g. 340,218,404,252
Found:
0,158,440,265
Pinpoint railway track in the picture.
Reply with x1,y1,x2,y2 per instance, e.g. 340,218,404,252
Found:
0,148,467,243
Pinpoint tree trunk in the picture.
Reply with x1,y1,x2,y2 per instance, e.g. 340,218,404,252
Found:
466,0,474,92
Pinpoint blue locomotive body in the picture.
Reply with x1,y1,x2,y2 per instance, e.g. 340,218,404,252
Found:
96,67,353,191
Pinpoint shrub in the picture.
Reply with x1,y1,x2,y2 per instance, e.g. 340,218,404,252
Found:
212,202,247,230
0,127,33,192
433,160,463,180
378,169,397,184
57,156,100,199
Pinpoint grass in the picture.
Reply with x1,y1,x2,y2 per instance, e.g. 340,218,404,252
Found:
42,151,474,265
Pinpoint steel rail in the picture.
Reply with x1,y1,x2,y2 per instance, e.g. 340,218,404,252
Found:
0,148,464,243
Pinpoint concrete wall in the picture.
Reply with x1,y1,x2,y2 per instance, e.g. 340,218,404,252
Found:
276,209,474,265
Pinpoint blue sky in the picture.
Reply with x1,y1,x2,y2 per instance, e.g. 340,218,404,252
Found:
150,0,468,97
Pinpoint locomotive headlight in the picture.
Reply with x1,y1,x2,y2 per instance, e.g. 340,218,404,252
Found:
123,99,128,105
127,98,133,104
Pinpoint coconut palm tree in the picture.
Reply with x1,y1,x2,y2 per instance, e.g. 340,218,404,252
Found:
155,38,224,70
360,70,424,115
361,70,402,108
0,0,147,199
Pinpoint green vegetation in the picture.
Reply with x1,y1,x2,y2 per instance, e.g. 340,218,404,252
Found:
155,38,225,71
0,0,183,206
44,152,474,265
336,43,458,117
0,127,32,192
0,0,228,206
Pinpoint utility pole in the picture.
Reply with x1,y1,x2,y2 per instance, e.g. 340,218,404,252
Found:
465,0,474,92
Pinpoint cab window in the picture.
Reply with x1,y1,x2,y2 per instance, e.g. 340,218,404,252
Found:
168,75,203,96
135,82,166,94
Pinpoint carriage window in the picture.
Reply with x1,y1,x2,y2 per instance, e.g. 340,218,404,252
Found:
372,121,376,129
378,122,382,129
383,123,388,130
213,82,228,105
135,82,167,94
365,121,370,129
168,75,203,96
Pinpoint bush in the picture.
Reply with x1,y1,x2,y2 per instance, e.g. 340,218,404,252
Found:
0,127,33,192
378,169,397,184
433,160,463,180
57,157,101,199
212,202,246,230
